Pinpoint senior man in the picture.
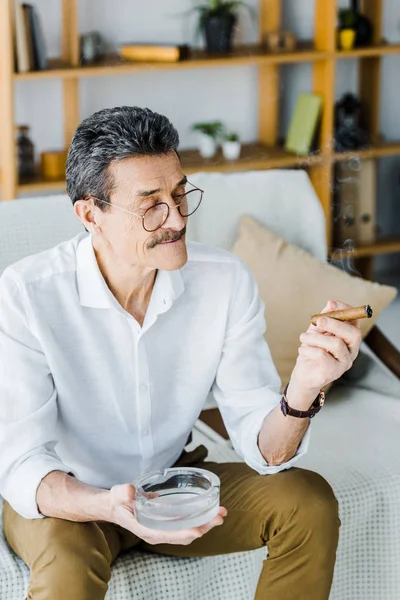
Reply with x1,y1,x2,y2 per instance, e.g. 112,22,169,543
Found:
0,106,362,600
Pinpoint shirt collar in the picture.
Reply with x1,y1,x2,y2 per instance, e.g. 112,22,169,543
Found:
76,234,185,312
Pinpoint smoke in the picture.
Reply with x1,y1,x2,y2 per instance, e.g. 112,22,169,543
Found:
335,157,362,184
329,239,362,277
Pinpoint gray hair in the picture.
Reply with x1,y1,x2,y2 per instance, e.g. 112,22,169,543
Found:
66,106,180,208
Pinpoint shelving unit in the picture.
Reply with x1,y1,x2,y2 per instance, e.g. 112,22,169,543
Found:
0,0,400,278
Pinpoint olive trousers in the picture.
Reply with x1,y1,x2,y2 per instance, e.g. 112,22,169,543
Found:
3,447,340,600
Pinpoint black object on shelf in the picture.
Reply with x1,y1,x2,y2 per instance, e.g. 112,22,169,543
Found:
338,1,373,47
16,125,35,181
334,93,370,152
203,13,237,53
351,0,373,47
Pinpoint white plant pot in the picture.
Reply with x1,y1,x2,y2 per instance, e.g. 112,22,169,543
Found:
222,140,241,161
197,134,217,158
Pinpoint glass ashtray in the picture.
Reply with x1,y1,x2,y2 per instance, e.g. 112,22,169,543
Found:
133,467,220,531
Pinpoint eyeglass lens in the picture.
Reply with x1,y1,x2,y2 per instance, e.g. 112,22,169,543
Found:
143,188,202,232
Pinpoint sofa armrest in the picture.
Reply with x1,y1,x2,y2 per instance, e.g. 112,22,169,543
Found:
200,325,400,438
199,409,229,440
364,326,400,380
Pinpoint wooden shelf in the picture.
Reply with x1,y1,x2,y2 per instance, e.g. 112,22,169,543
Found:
11,140,400,194
17,176,66,193
336,43,400,59
182,143,324,173
13,44,329,81
13,144,324,193
330,238,400,259
334,141,400,162
13,43,400,82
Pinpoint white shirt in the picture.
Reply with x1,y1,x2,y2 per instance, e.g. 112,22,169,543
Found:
0,233,310,519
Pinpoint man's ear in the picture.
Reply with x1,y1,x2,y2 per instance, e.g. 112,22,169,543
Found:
74,199,100,233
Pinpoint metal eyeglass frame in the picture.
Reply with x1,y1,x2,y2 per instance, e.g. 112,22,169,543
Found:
85,181,204,232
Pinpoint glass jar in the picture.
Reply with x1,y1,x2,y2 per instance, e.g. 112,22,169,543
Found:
16,125,35,181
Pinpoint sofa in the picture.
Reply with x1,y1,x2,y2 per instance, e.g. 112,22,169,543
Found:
1,169,400,600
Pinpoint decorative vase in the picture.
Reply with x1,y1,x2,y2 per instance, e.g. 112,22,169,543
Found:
16,125,35,181
350,0,373,47
339,28,356,51
203,13,237,53
197,134,217,158
222,140,241,161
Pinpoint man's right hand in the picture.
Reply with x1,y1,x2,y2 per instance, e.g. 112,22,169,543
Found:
109,483,227,546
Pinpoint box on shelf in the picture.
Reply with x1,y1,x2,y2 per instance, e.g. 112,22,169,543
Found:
119,44,190,63
40,150,68,181
333,158,377,247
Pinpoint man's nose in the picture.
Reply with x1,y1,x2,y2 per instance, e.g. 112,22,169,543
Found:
162,203,186,231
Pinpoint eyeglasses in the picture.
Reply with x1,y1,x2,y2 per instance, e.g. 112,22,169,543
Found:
86,181,204,232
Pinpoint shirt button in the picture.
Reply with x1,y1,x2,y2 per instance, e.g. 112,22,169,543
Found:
143,429,150,437
139,383,147,393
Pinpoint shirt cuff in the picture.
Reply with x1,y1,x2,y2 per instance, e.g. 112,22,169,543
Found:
242,408,312,475
3,454,74,519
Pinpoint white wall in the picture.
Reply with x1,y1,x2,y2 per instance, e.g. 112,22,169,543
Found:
14,0,400,271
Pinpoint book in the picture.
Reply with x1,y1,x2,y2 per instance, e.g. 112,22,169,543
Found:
285,93,323,156
29,4,47,70
119,44,190,63
13,0,30,73
22,4,36,70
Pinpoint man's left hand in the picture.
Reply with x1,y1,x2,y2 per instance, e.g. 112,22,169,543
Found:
290,299,363,395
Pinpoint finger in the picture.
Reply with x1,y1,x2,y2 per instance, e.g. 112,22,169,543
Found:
139,526,201,546
298,345,325,359
314,317,362,360
321,299,358,313
300,332,352,367
144,492,159,500
298,344,342,369
195,513,226,536
187,507,227,537
131,508,227,546
310,300,339,334
166,509,227,542
316,300,361,330
321,300,342,313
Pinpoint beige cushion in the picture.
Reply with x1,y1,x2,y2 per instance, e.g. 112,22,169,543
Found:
232,216,398,389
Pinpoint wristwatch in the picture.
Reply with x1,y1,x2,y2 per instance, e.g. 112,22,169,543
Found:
280,384,325,419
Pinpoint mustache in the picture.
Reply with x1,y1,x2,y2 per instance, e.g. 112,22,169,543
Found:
147,226,186,249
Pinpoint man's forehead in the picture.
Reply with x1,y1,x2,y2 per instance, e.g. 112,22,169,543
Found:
110,154,185,192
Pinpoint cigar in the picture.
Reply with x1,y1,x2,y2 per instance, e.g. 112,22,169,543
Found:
311,305,373,326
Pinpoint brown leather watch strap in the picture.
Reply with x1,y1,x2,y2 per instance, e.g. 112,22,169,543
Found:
280,384,325,419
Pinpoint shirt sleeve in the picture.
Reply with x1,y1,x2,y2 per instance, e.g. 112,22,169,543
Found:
0,269,74,519
212,260,311,475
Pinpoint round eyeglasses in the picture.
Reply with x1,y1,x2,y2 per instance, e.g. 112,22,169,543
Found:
86,183,204,233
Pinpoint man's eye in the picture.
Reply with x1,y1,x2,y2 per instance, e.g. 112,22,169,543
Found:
143,200,159,211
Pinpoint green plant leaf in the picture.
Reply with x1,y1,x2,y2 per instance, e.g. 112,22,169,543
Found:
338,8,357,28
191,120,224,138
225,131,239,142
193,0,256,40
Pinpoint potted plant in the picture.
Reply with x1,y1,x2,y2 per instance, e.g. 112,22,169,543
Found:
195,1,247,53
191,121,223,158
222,131,241,160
